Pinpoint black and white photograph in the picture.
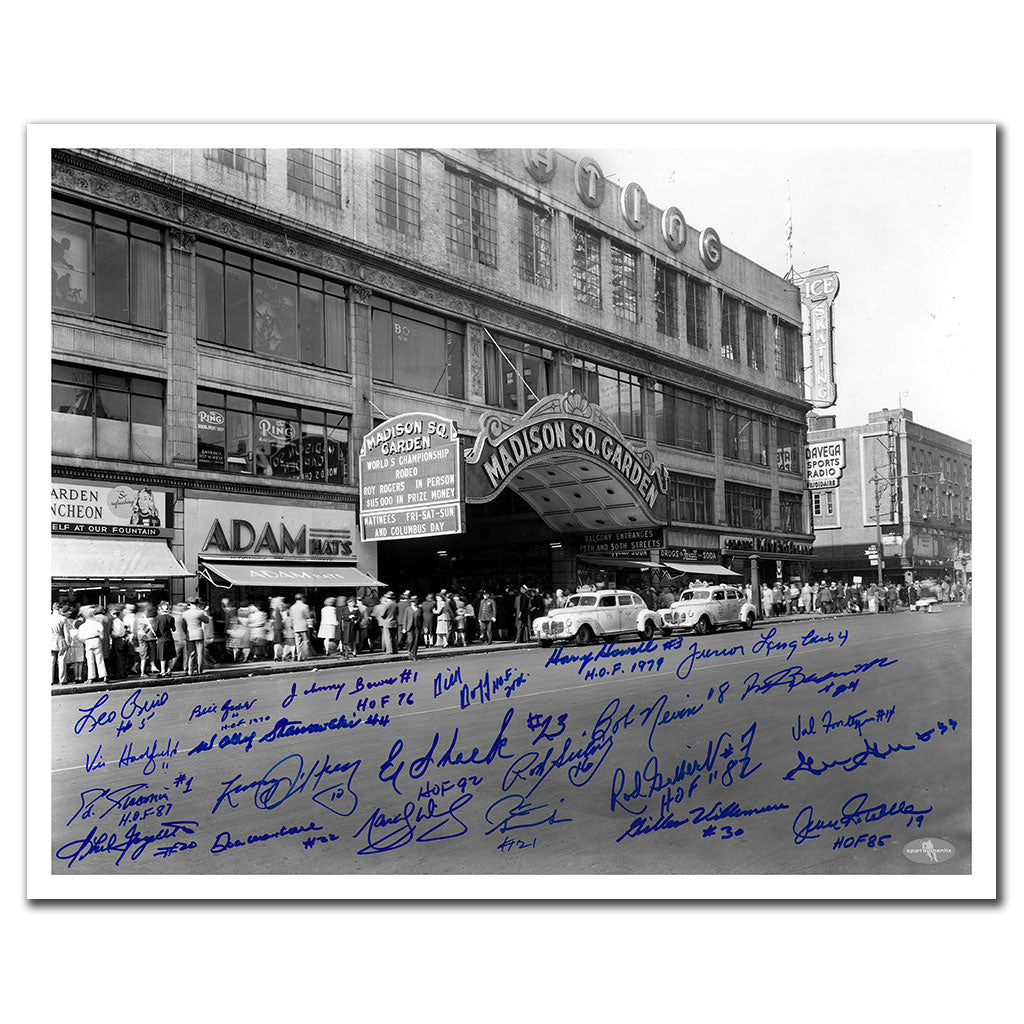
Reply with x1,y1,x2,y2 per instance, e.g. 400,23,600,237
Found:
28,125,995,898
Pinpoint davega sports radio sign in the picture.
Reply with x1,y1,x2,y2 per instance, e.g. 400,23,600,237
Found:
805,439,847,489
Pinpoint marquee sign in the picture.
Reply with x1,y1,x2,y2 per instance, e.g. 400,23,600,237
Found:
799,267,840,407
805,438,847,489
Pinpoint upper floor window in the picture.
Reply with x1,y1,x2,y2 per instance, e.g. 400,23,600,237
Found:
655,383,713,453
196,242,348,371
572,357,642,438
725,481,770,531
51,199,163,329
722,402,768,466
205,149,266,178
610,242,639,323
775,319,802,384
446,168,497,266
197,389,349,484
517,201,552,288
52,362,163,464
371,297,464,399
572,226,601,308
287,149,343,205
812,489,837,522
721,293,740,361
654,262,679,338
484,335,556,413
746,305,765,371
779,490,805,533
776,420,803,474
374,149,421,237
685,275,709,349
667,472,715,525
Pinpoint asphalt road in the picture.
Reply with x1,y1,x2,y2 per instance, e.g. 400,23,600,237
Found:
50,607,972,875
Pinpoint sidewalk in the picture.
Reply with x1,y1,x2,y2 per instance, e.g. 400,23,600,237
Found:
51,603,957,697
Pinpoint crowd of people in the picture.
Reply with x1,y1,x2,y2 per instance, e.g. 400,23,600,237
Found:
50,574,971,685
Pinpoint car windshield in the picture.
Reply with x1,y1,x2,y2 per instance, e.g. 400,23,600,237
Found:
566,595,597,608
680,590,710,602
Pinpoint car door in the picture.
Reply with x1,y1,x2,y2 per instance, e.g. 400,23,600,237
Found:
709,588,727,625
722,587,741,624
595,594,620,635
618,593,639,633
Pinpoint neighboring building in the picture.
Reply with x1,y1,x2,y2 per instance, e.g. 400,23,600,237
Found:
50,146,815,606
805,407,972,585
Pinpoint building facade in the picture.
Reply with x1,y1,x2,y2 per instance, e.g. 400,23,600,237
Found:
805,407,972,585
51,146,815,605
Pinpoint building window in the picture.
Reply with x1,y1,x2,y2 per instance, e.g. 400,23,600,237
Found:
776,420,803,474
746,306,765,371
722,402,768,466
653,262,679,338
287,149,343,205
780,491,804,533
811,489,837,526
668,473,715,525
52,363,163,464
725,482,771,531
655,383,713,453
374,149,421,237
197,389,349,484
484,335,556,412
571,357,642,437
196,242,348,371
775,319,802,384
205,149,266,178
685,276,709,349
371,297,464,399
572,226,602,308
518,201,553,288
610,242,639,323
51,199,163,328
721,294,741,361
446,167,497,267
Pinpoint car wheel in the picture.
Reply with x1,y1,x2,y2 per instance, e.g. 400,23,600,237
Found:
661,627,674,637
639,620,656,641
742,612,755,630
694,616,712,636
574,624,595,646
538,640,552,648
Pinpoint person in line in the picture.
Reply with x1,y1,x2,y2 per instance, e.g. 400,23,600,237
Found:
183,596,211,675
819,582,834,615
290,593,312,661
247,601,268,661
761,585,773,619
396,591,412,650
51,602,71,686
514,586,532,643
319,596,339,656
454,597,468,647
269,596,287,661
66,610,86,684
435,593,450,648
379,591,399,654
402,595,423,660
421,593,435,648
94,604,112,670
477,591,496,645
76,606,107,685
342,598,360,659
281,601,296,661
799,581,813,614
153,600,177,677
135,603,158,677
171,602,188,672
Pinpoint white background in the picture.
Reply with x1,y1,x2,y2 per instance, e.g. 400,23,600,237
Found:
8,3,1017,1021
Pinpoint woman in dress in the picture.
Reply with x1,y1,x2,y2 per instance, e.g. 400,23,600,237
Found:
247,601,268,661
318,596,339,656
268,596,286,661
153,600,176,677
342,598,360,659
135,603,158,677
435,594,450,648
66,608,86,684
227,603,248,662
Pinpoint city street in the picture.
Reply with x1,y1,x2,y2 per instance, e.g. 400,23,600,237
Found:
50,606,972,875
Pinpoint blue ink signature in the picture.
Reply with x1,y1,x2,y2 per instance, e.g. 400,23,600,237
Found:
55,821,200,868
483,794,572,835
352,793,473,854
74,689,169,736
791,792,934,844
740,656,899,702
67,783,171,826
791,705,896,742
211,820,323,854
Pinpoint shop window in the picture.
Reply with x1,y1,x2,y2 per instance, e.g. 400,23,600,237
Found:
205,149,266,177
610,242,639,323
776,420,803,474
722,402,768,466
197,388,349,484
446,167,497,267
484,335,556,412
52,199,163,328
685,275,709,349
746,305,765,371
287,149,343,205
775,318,802,384
655,383,712,453
654,261,678,338
668,472,715,525
371,297,465,399
571,357,642,438
196,242,348,371
374,149,421,237
518,201,552,288
780,490,804,533
725,481,771,531
52,363,164,464
572,226,601,308
720,293,740,361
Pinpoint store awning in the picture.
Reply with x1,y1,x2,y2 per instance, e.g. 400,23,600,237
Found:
52,537,193,579
198,559,383,589
577,555,666,571
661,561,740,578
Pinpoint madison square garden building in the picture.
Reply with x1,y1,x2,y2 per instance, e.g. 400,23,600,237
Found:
50,146,817,607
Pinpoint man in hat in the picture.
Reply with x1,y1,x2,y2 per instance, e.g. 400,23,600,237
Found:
401,595,423,660
396,590,412,650
377,590,399,653
515,585,532,643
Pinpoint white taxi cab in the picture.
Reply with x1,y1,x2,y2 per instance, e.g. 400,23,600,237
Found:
532,590,666,647
661,585,757,635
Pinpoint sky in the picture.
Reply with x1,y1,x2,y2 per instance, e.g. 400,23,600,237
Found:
585,141,982,444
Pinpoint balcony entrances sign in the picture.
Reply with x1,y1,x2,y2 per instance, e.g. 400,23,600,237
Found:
51,481,172,539
799,267,840,408
805,439,847,489
358,412,464,542
464,391,669,533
